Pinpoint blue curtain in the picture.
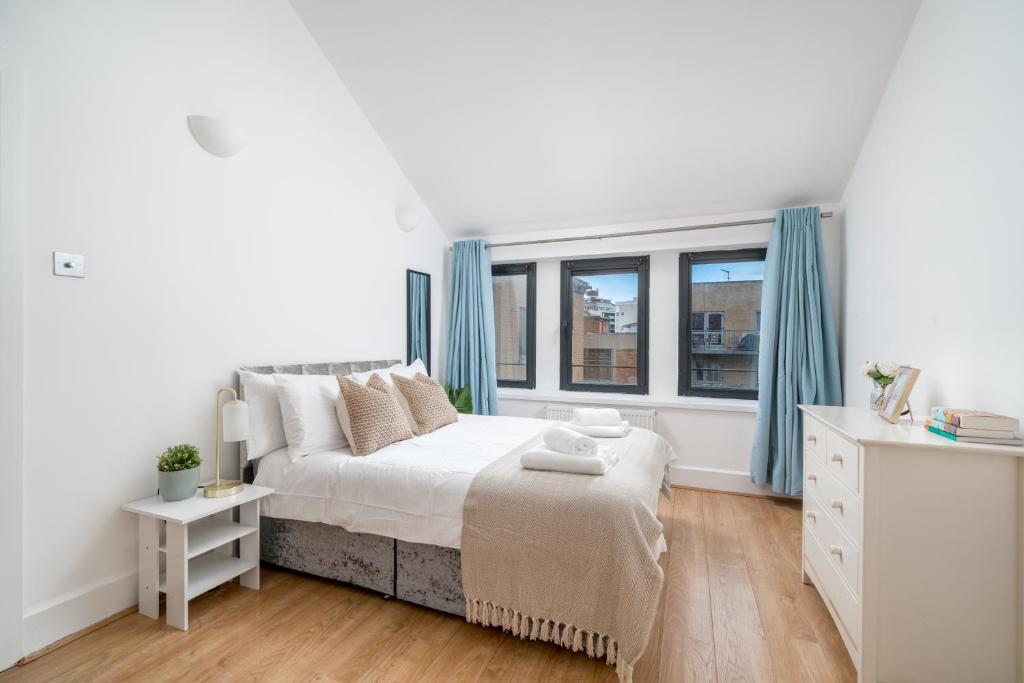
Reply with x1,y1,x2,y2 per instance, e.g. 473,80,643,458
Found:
751,207,842,495
445,240,498,415
409,273,428,365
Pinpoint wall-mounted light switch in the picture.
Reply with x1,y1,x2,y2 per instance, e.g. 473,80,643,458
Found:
53,252,85,278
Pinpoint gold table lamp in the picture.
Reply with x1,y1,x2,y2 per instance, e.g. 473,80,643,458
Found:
205,387,249,498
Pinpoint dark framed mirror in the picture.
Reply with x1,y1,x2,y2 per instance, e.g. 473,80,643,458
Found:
406,269,431,373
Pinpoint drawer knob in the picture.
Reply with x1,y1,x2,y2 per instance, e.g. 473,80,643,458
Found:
807,434,817,444
829,545,843,560
807,473,818,482
830,499,844,512
831,453,844,465
805,511,817,522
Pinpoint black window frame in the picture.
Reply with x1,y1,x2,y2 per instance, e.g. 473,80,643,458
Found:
559,256,649,394
491,262,537,389
678,249,766,400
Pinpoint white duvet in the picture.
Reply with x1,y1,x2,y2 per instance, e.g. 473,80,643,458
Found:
254,414,551,549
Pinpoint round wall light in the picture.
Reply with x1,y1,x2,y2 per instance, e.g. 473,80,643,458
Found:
187,115,243,158
395,204,421,233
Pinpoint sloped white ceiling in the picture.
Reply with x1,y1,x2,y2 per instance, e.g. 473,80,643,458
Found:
292,0,920,236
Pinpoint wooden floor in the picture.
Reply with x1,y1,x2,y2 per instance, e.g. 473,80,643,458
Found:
2,490,855,682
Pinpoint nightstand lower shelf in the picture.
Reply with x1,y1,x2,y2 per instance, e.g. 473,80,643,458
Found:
159,553,258,600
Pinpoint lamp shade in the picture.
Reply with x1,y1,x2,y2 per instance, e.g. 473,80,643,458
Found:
221,400,250,442
395,205,420,233
187,115,243,158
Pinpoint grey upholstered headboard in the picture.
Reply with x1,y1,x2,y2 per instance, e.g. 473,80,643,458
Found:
236,359,400,477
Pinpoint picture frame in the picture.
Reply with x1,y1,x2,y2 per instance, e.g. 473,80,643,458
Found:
878,365,921,423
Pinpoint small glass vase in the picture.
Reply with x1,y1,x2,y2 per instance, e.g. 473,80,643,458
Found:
869,381,888,411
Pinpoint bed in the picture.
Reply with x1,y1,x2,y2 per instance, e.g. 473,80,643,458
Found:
239,360,675,680
239,359,551,614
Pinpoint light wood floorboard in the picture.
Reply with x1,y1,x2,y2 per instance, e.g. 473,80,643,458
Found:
1,490,853,682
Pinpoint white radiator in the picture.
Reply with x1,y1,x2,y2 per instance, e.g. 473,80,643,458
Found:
544,405,657,431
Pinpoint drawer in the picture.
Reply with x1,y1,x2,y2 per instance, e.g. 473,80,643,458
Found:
803,414,825,461
804,459,861,543
825,428,860,493
804,516,861,652
804,491,860,597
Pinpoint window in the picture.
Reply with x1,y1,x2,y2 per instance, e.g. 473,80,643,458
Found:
560,256,649,394
679,249,766,399
691,311,725,347
491,262,536,388
694,359,724,385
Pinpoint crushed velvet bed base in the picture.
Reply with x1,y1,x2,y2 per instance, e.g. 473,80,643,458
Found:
260,516,466,617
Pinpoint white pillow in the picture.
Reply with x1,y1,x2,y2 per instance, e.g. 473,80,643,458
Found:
348,362,403,385
274,374,348,462
238,371,288,461
336,360,430,440
392,358,429,380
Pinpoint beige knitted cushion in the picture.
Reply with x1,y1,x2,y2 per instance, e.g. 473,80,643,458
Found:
337,367,421,438
336,374,413,456
391,373,459,434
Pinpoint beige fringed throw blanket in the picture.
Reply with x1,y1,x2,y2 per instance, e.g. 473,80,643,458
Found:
461,427,675,683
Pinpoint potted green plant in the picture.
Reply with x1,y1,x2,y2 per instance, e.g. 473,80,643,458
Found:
157,444,202,502
443,383,473,414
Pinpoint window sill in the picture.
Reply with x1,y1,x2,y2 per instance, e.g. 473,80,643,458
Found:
497,388,758,414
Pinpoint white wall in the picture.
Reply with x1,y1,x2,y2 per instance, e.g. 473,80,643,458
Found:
487,207,842,491
0,0,448,656
840,0,1024,420
0,59,27,669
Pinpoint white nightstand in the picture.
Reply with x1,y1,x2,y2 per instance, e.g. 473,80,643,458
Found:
122,484,274,630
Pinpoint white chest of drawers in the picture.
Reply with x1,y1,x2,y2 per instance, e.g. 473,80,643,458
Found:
800,405,1024,683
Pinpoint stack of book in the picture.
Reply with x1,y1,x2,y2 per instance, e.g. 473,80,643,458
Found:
926,408,1022,447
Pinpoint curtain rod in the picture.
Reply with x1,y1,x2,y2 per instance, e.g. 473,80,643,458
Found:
453,211,833,250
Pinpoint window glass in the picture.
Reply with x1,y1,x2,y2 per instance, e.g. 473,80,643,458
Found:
492,263,536,388
681,252,765,398
570,272,639,385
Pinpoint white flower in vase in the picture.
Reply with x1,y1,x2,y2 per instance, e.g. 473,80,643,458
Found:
864,360,900,410
876,362,899,379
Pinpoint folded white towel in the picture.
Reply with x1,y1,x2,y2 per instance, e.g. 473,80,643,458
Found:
520,447,619,475
565,421,631,438
543,425,599,456
571,407,622,427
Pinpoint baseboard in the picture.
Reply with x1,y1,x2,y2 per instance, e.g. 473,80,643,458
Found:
18,604,136,666
670,464,799,499
21,571,137,656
